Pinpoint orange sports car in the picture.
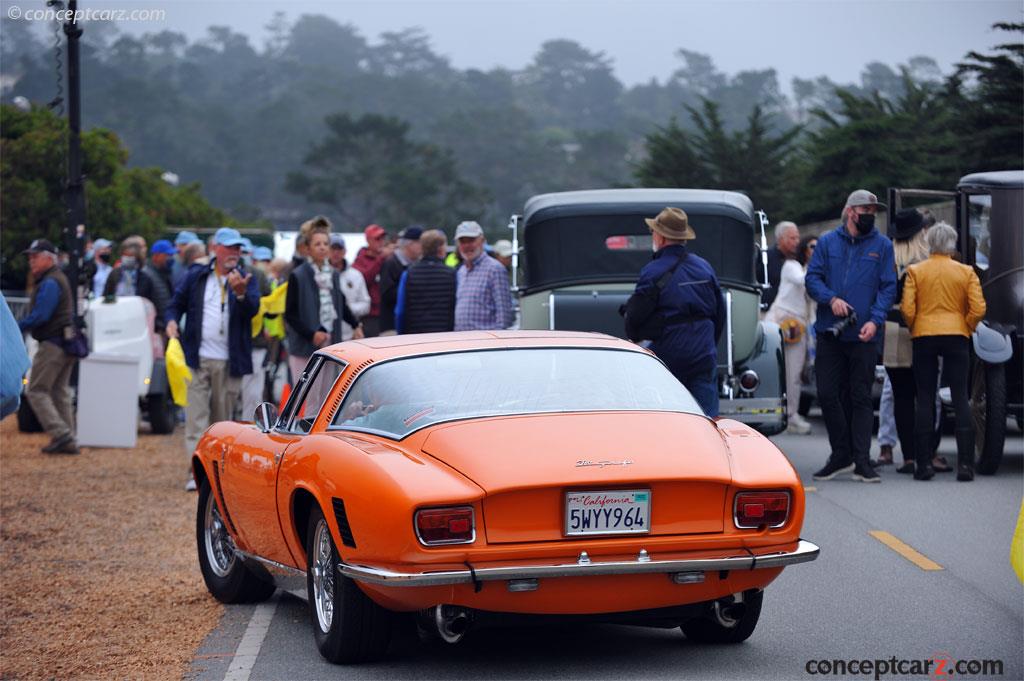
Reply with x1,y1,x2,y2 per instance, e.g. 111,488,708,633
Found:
193,331,818,664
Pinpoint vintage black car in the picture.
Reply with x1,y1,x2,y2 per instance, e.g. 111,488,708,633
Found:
889,170,1023,473
510,188,786,435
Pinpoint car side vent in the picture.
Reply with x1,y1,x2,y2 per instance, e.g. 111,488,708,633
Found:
327,359,374,421
212,461,238,534
331,497,357,548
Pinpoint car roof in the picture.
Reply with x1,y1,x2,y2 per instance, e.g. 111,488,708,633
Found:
320,330,646,366
523,188,754,225
958,170,1024,190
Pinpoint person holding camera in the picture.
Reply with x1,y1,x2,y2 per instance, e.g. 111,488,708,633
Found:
806,190,896,483
623,207,725,416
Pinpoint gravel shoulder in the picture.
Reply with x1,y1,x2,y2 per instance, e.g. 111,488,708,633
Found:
0,415,222,680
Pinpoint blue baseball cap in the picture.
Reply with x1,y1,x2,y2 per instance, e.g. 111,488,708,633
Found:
213,227,245,248
174,230,200,246
240,237,254,253
253,246,273,261
150,239,176,256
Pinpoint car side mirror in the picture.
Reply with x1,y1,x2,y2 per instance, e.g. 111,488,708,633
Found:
254,402,278,433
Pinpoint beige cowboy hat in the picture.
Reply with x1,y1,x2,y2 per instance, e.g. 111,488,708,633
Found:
645,207,696,241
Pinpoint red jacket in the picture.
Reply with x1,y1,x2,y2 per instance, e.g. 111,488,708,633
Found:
353,247,385,316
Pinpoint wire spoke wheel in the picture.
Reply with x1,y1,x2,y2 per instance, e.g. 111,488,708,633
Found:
204,491,235,577
312,519,335,632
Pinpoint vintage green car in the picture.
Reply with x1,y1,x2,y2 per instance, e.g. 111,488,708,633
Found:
510,188,786,435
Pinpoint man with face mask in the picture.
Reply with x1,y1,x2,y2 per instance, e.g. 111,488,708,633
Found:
806,189,896,483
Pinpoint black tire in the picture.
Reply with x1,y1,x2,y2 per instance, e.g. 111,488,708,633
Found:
196,478,276,603
17,395,43,433
147,392,177,434
973,362,1006,475
681,590,764,644
306,506,392,664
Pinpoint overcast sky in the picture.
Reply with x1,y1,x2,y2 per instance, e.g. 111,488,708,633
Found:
9,0,1022,88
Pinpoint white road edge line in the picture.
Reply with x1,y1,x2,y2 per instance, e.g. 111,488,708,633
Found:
223,598,279,681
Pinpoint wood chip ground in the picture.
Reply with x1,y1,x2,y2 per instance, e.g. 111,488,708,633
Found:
0,416,223,679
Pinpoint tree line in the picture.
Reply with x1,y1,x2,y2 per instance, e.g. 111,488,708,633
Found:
1,14,1020,285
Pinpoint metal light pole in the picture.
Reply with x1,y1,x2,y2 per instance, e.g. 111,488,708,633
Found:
61,0,86,319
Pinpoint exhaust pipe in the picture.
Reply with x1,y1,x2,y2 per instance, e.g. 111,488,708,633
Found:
427,605,472,643
711,593,747,628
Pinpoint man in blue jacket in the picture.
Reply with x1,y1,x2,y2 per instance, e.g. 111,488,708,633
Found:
806,190,896,483
166,227,260,490
627,207,726,416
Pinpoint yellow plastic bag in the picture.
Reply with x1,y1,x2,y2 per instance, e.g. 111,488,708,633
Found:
252,281,288,338
1012,499,1024,584
165,337,192,407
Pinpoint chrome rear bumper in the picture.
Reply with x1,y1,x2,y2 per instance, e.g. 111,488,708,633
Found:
338,539,819,587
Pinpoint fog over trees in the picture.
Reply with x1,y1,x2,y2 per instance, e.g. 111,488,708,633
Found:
2,14,1020,240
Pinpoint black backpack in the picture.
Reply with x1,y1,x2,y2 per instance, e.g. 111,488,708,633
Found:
619,254,687,342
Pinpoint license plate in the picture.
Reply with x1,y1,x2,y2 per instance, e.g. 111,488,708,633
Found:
565,489,650,536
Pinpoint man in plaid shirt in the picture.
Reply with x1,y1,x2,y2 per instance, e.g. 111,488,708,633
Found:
453,221,515,331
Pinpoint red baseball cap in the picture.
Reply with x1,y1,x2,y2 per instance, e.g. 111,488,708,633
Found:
364,224,386,240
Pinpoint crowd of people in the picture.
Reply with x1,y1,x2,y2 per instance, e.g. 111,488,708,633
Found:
4,187,991,489
625,188,987,484
763,191,985,483
5,218,516,490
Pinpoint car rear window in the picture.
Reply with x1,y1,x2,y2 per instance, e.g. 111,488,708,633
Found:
330,347,703,439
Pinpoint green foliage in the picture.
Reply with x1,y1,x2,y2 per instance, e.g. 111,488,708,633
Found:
789,74,963,223
286,112,490,230
634,99,801,218
2,15,1020,233
1,104,228,288
952,22,1024,173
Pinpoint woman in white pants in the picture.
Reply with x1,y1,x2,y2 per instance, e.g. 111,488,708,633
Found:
766,235,817,434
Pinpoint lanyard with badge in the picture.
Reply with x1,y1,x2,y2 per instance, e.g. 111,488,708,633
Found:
210,268,228,335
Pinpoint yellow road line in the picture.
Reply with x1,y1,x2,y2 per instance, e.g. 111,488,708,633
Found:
803,486,817,492
869,530,944,571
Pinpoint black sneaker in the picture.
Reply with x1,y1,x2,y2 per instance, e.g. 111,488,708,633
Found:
41,433,75,454
812,460,855,481
41,432,73,454
914,464,935,481
852,463,881,483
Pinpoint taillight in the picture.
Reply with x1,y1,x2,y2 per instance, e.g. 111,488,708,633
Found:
734,491,790,529
415,506,475,545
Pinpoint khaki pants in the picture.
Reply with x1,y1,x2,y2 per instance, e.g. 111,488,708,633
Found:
240,348,268,421
27,340,76,441
185,358,241,457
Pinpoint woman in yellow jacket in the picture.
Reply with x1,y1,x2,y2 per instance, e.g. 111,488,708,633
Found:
901,222,986,481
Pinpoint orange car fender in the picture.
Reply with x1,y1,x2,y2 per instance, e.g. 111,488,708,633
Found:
191,424,255,553
715,419,806,549
276,433,485,569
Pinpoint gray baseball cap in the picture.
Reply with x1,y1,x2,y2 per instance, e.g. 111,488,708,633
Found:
454,221,483,239
844,189,887,211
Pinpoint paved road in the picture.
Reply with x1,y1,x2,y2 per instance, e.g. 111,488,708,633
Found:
189,418,1023,680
